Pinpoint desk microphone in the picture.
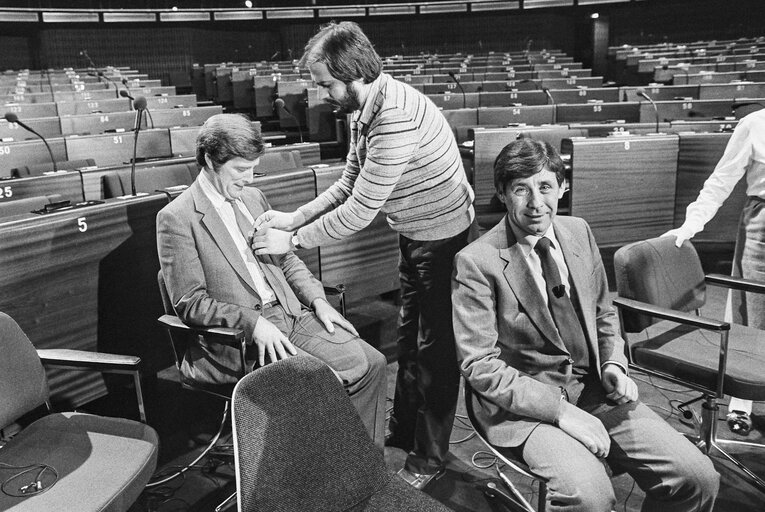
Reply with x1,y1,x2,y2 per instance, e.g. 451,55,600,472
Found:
636,87,660,133
4,112,57,173
274,98,304,143
119,88,135,101
541,87,556,123
447,71,467,109
130,96,147,196
97,71,121,99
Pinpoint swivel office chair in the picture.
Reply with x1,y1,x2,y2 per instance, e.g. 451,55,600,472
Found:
613,236,765,493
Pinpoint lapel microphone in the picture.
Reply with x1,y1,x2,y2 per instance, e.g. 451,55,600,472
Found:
552,284,566,299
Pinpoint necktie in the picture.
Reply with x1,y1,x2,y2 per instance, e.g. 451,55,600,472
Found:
226,199,301,315
534,236,589,371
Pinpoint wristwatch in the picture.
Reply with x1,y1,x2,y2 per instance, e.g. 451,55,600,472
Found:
291,230,302,250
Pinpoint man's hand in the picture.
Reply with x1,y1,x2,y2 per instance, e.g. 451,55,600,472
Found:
661,225,696,248
312,298,359,336
252,315,296,367
601,364,639,404
253,210,305,232
251,228,293,255
557,400,611,458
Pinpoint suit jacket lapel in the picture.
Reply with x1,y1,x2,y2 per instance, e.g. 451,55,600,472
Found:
554,220,597,355
191,179,259,295
498,221,568,354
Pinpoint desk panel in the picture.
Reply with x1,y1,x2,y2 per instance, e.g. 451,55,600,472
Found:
0,116,61,140
478,105,555,126
479,90,548,107
1,101,58,119
65,128,173,167
563,134,678,246
56,98,132,116
675,132,747,243
620,84,699,102
0,194,171,407
150,105,223,128
427,92,480,109
313,164,400,302
540,76,603,89
640,99,735,122
60,111,136,135
0,171,85,203
556,102,641,123
53,89,120,102
0,138,68,178
698,82,765,100
145,94,198,109
547,87,620,104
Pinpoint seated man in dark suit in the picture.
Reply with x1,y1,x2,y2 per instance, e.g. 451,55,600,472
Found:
452,138,719,511
156,113,387,447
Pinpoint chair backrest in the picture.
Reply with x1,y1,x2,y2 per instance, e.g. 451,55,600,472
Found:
0,312,49,428
257,149,303,172
232,356,390,512
614,236,707,332
103,163,197,198
157,270,186,372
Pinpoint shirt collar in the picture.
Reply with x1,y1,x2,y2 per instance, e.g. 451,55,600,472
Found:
505,215,559,258
198,170,229,210
355,72,388,128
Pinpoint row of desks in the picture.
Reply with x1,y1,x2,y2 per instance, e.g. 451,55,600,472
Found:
0,104,221,141
2,94,198,119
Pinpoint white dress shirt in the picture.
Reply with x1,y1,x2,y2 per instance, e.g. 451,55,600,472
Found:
198,172,276,304
683,108,765,235
507,220,571,307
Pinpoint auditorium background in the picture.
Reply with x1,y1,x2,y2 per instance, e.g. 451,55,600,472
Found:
1,1,765,511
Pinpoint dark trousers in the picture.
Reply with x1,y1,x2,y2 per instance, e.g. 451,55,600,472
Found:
389,226,473,473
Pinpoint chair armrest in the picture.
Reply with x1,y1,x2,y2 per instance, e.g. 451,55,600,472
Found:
613,297,730,331
323,283,346,295
157,314,246,348
38,348,149,423
37,349,141,372
706,273,765,295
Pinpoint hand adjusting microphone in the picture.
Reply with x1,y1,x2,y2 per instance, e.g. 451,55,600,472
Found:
447,71,467,109
636,87,660,133
4,112,57,173
129,96,148,197
274,98,304,143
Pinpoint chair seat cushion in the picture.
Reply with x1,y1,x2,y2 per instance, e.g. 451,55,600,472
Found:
631,320,765,400
0,412,158,512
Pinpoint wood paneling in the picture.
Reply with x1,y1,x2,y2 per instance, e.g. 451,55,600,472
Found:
563,134,679,246
0,194,170,407
313,164,400,303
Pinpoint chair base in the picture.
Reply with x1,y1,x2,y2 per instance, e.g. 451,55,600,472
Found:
685,396,765,494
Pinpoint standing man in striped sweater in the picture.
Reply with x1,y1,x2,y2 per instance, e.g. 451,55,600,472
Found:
252,21,476,490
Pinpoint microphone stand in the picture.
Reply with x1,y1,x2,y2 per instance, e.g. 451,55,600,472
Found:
274,98,304,143
129,97,147,197
448,71,466,109
637,88,660,133
542,87,556,123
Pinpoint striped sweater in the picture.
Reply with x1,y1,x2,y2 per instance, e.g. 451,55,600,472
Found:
297,72,474,248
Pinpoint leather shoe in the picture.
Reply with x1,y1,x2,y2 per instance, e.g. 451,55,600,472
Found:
396,467,445,491
727,410,752,436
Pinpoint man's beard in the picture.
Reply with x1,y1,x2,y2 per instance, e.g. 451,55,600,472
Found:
327,85,361,114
